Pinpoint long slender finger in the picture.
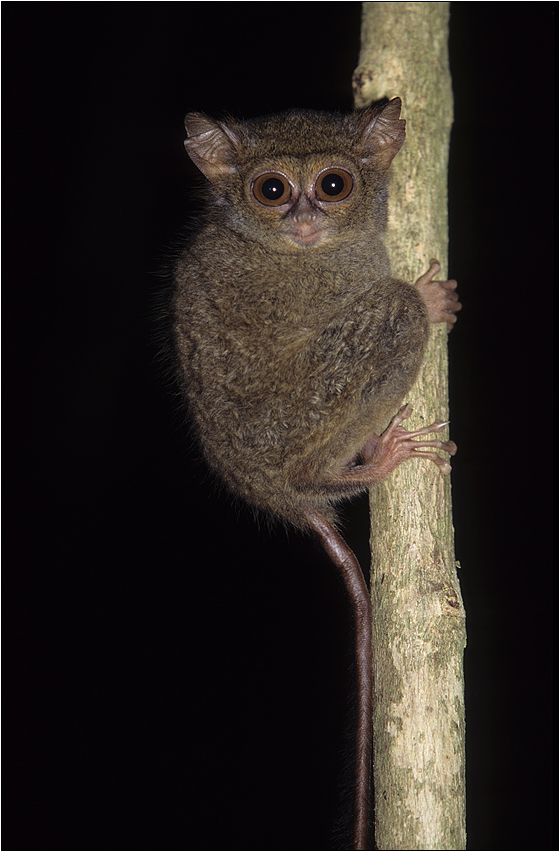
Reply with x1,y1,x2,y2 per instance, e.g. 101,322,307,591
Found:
436,278,458,291
402,438,454,451
415,259,441,287
410,448,452,474
404,419,449,437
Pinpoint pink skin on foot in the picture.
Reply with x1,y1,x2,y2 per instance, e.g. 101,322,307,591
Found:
359,404,457,478
338,405,457,487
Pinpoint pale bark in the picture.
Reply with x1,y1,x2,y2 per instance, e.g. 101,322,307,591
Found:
353,4,466,849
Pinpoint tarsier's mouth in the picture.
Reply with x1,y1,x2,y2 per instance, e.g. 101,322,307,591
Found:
286,227,327,246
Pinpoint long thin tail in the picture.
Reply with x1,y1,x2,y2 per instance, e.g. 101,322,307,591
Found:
304,508,372,851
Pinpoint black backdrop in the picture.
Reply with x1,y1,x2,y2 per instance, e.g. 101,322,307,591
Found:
5,3,557,850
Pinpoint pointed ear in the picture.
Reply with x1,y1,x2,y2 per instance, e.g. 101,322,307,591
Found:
184,113,242,182
358,97,406,170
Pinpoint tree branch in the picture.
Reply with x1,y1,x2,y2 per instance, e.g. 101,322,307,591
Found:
353,3,466,848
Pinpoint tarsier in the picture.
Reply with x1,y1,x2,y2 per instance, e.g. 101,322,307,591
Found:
173,98,460,850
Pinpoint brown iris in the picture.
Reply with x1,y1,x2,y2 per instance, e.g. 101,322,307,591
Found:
315,168,353,202
252,173,292,206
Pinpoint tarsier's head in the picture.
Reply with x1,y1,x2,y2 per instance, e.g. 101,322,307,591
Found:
183,98,405,252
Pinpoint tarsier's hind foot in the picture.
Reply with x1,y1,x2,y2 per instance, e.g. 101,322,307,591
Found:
321,405,457,493
368,403,456,474
352,404,457,483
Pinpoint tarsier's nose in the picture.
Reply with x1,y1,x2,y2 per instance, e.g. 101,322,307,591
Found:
292,196,317,224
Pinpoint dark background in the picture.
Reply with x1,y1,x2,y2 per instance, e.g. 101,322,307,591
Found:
5,3,557,850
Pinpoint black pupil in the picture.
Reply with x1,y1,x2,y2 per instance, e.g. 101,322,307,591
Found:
261,177,285,200
321,173,345,196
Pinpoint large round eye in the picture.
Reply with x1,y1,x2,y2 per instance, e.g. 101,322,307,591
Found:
315,168,353,202
252,173,292,206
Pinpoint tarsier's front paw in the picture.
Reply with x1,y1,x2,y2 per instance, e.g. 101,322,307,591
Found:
415,259,461,332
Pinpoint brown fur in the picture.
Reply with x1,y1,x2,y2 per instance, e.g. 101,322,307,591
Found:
173,101,431,528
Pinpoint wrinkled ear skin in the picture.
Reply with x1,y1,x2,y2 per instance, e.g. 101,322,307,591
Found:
184,113,242,182
357,97,406,171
